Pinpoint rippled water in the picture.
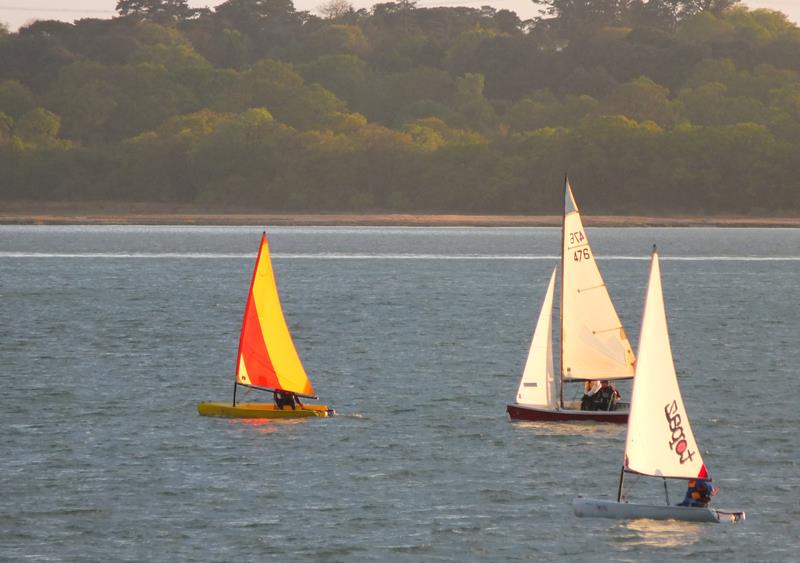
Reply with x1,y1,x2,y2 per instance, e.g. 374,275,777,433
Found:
1,226,797,561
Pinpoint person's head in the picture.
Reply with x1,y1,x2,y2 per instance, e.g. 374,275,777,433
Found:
601,380,609,387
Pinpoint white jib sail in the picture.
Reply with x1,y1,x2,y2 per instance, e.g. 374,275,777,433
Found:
624,249,707,480
561,179,636,381
515,267,557,408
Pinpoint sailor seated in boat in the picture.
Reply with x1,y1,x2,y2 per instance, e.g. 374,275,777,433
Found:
678,478,720,508
580,380,601,410
585,380,620,411
274,391,302,410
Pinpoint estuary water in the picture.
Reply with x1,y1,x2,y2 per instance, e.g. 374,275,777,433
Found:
1,226,798,561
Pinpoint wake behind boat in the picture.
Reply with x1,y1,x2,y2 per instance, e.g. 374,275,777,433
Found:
507,178,635,424
198,233,334,419
573,247,745,523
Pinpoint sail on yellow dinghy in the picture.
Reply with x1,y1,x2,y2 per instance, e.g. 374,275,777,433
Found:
198,233,334,419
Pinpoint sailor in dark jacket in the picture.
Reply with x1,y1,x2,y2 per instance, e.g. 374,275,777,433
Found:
678,478,720,507
589,380,621,411
274,390,301,410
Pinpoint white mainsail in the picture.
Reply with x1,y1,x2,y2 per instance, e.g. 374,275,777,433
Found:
515,267,557,408
624,248,708,480
561,179,636,381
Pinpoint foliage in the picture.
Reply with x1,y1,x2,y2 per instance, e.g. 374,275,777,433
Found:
0,0,799,215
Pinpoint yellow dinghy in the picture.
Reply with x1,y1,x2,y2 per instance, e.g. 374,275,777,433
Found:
198,402,332,418
198,233,334,419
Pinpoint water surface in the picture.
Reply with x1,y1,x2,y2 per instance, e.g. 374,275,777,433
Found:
1,226,796,560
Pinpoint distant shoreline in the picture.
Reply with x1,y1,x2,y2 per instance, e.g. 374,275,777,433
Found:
1,203,799,227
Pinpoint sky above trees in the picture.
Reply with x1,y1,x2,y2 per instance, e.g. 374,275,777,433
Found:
0,0,798,31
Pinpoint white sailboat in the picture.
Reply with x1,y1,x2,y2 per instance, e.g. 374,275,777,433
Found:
573,247,745,523
507,178,635,423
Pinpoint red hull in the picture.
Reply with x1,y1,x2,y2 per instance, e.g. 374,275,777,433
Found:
506,403,628,424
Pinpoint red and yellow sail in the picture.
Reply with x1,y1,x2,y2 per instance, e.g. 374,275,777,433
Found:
235,233,314,397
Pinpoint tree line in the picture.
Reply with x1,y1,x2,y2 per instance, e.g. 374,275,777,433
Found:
1,0,799,214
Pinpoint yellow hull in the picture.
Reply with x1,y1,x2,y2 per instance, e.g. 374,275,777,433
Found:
197,402,333,418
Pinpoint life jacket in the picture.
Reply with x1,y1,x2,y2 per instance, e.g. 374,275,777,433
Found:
688,479,711,503
596,387,614,400
593,387,616,410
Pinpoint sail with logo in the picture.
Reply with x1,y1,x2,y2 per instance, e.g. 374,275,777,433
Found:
624,246,704,480
573,247,745,523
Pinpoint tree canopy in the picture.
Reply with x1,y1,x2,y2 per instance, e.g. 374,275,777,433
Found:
0,0,799,214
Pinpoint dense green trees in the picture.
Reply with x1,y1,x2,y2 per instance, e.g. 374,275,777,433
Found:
0,0,799,214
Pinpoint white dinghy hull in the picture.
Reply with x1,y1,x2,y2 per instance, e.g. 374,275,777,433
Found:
573,498,745,523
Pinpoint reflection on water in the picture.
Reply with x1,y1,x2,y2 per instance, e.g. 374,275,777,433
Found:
511,420,627,437
232,418,309,433
621,518,704,548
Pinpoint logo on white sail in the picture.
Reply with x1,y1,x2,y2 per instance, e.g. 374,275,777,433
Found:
664,400,696,464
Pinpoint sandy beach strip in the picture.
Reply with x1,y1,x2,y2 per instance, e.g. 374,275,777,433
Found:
1,203,799,227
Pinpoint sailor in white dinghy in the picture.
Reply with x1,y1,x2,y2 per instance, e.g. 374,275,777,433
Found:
677,478,720,508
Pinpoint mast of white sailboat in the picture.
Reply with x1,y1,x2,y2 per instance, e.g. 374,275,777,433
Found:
559,174,567,409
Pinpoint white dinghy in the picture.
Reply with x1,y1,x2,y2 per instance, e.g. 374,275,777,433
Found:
573,246,745,524
572,499,744,523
